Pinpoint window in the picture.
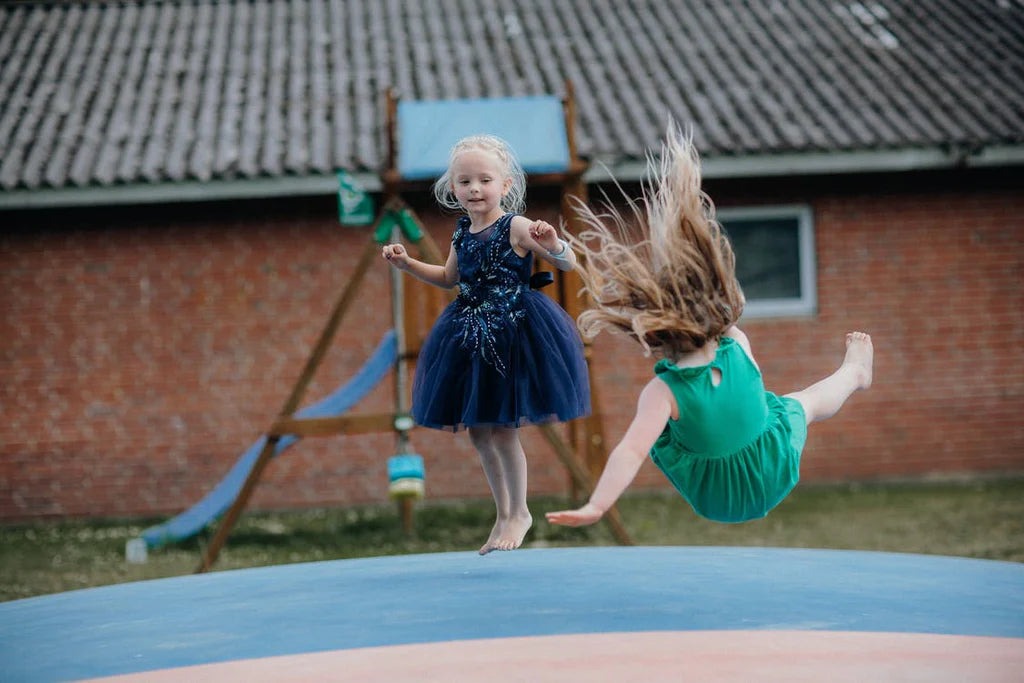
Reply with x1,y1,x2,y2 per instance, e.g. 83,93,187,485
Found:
718,205,816,318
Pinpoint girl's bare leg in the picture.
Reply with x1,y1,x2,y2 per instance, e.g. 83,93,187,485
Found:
468,425,509,555
786,332,873,425
488,427,532,551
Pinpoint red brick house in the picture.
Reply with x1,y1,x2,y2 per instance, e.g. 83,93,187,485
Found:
2,0,1022,521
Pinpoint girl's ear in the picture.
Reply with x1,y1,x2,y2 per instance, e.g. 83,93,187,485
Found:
502,175,512,196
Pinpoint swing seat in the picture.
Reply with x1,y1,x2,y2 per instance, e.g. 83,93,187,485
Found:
388,454,425,499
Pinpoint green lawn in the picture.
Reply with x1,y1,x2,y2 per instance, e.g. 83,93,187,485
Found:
2,479,1022,603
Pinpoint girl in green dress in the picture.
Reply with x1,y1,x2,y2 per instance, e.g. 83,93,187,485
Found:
546,130,873,527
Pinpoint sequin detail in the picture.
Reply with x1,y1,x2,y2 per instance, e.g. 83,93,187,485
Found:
452,215,527,376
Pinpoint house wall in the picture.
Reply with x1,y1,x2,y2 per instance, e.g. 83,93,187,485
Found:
2,174,1022,521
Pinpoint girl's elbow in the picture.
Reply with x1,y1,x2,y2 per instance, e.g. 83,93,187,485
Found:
611,442,649,465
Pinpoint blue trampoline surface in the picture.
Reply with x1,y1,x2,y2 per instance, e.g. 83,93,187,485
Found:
1,547,1022,682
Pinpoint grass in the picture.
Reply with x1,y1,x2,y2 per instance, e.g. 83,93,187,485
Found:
2,478,1022,603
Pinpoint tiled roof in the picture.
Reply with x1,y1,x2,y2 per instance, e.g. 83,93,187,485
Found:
1,0,1022,193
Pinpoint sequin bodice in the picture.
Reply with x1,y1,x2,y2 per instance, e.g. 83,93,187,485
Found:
452,213,532,373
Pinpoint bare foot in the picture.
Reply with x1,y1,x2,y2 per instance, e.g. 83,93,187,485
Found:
479,520,504,555
493,512,533,552
844,332,873,390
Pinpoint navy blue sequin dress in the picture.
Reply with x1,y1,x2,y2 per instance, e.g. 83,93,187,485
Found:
412,213,591,432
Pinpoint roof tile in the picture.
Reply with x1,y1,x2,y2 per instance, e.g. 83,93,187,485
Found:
1,0,1021,191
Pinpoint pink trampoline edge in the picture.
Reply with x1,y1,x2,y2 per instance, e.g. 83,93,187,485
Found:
86,630,1024,682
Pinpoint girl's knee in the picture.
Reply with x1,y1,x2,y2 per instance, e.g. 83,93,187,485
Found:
784,392,815,425
468,425,495,449
491,426,521,449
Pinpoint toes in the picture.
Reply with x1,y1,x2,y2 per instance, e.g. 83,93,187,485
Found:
846,331,871,345
492,538,517,551
493,537,523,551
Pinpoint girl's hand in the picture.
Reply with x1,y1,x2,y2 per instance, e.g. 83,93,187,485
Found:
528,220,560,252
545,502,605,527
382,243,410,270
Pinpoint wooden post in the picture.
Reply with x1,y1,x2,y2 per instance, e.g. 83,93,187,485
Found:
390,218,417,536
196,233,381,573
558,79,612,494
382,88,401,198
539,425,632,546
384,91,422,536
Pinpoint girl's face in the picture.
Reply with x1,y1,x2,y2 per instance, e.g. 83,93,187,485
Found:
450,148,510,222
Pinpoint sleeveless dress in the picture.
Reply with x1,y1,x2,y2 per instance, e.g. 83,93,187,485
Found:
412,213,591,432
649,336,807,523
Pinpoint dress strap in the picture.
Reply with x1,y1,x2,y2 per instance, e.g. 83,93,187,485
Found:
496,213,517,232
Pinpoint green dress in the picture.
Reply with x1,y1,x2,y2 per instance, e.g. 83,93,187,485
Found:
649,336,807,523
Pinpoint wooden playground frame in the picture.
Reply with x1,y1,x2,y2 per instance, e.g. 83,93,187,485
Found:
196,84,630,573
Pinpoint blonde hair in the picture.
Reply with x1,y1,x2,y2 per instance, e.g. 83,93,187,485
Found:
433,134,527,214
567,128,745,358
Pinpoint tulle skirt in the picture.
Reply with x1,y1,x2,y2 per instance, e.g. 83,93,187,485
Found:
412,291,591,432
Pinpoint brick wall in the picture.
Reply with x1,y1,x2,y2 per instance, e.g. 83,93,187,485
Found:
1,176,1022,521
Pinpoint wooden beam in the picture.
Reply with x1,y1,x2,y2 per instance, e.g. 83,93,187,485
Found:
195,435,279,573
538,424,632,546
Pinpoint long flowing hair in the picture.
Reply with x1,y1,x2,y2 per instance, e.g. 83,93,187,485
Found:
566,128,744,358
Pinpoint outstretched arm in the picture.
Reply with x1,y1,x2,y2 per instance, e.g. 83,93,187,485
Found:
546,378,674,527
509,216,578,271
382,242,459,289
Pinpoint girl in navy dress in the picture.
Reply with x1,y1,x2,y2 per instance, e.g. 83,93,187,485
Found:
382,134,590,554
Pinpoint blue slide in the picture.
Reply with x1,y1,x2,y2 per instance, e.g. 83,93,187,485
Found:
140,330,398,549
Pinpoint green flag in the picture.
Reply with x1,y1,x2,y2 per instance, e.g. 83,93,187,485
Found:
397,209,423,242
337,170,374,226
374,211,399,244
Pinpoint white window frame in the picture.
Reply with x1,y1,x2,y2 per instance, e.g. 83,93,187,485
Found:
717,204,817,319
